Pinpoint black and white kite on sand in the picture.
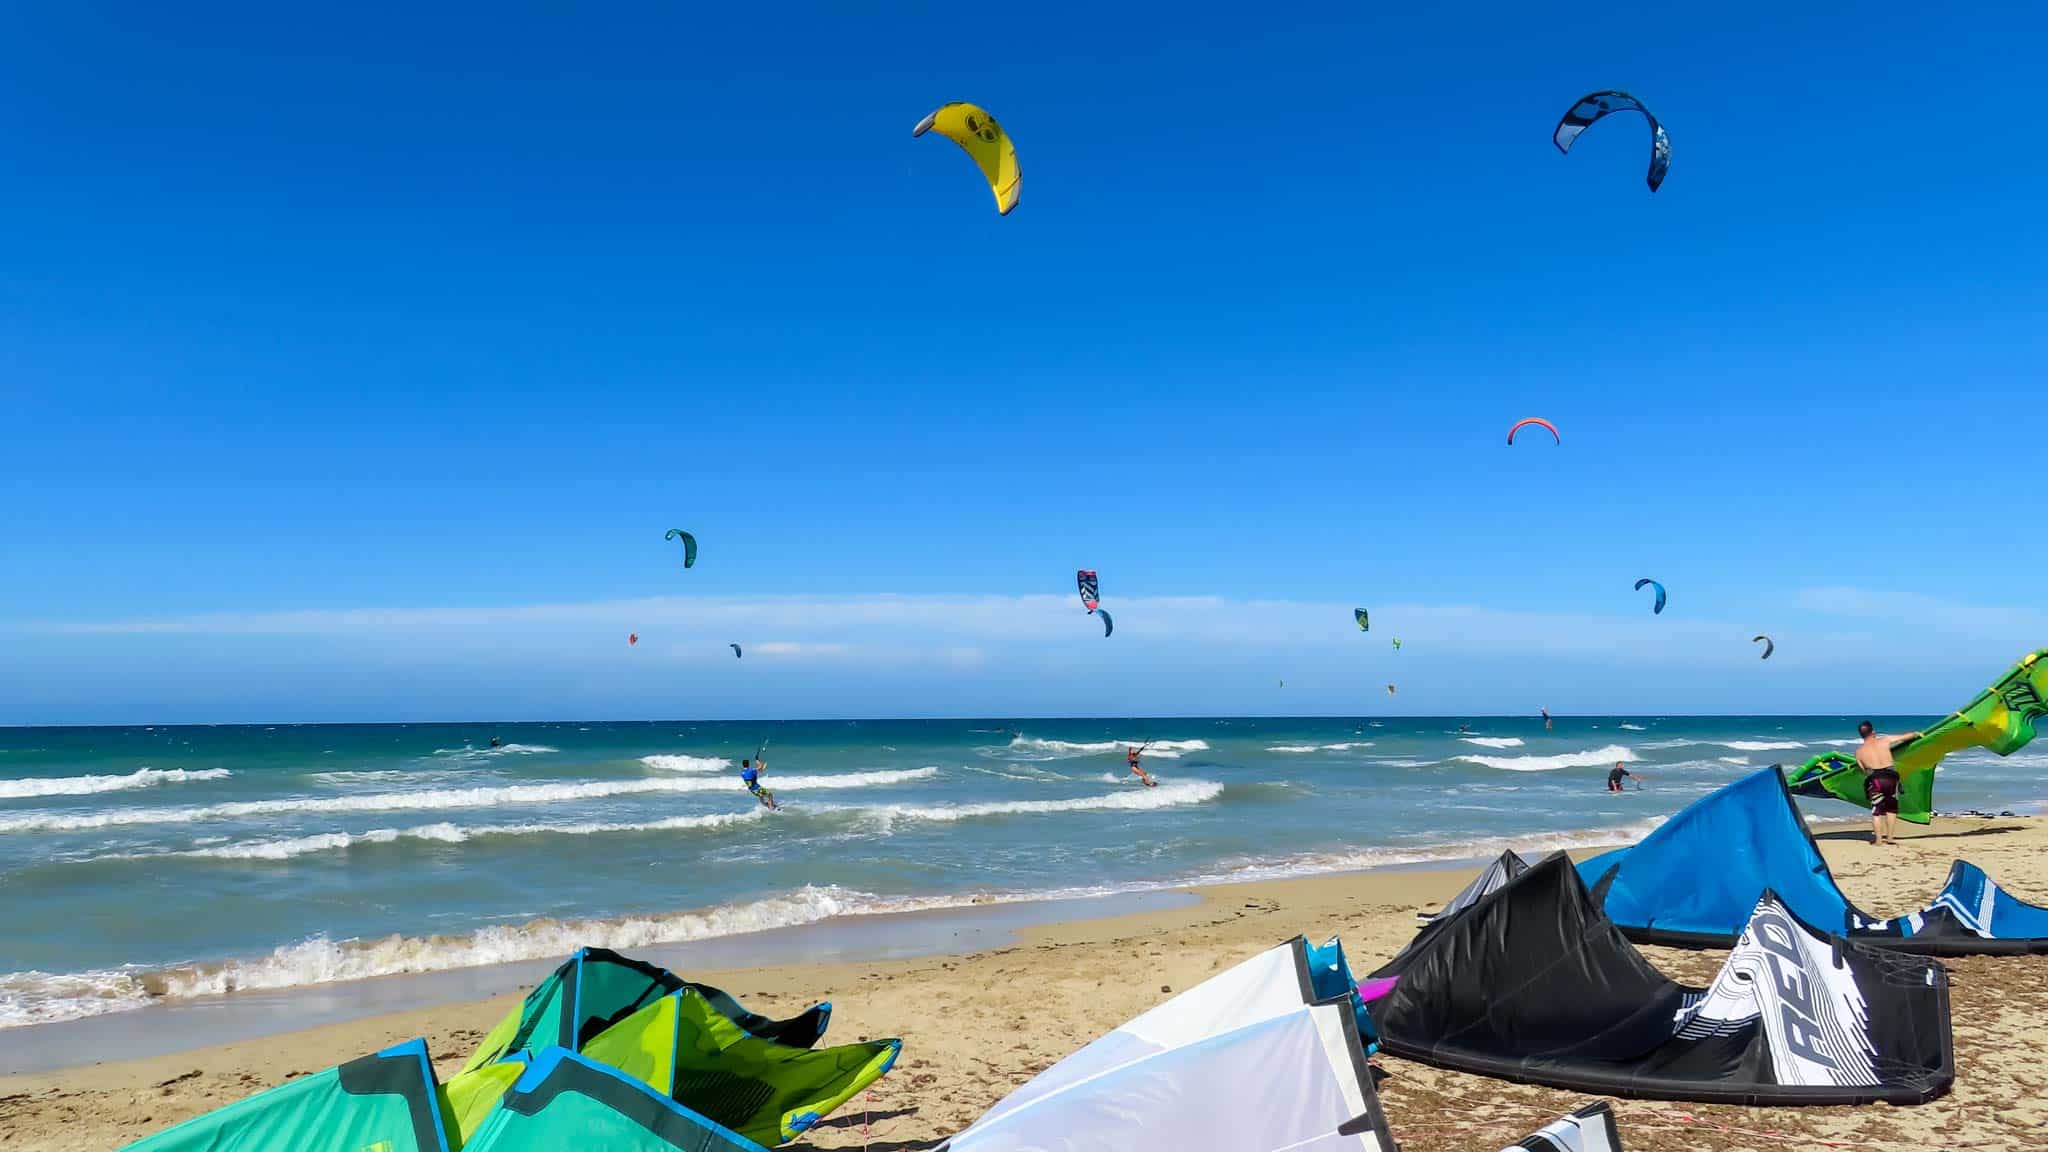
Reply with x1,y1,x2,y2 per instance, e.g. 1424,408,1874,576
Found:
937,934,1626,1151
1503,1102,1624,1152
1418,848,1528,926
1373,853,1954,1105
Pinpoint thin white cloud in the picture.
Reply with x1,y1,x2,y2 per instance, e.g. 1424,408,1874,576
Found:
14,587,2026,666
3,587,2034,723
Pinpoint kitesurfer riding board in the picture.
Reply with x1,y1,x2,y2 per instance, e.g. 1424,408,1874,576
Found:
1125,744,1157,788
740,758,779,810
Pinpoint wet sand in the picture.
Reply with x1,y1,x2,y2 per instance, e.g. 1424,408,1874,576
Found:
4,817,2045,1151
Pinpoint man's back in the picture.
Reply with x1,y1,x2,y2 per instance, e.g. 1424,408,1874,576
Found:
1856,736,1897,773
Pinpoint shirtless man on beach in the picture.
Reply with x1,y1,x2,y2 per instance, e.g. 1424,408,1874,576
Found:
1855,720,1922,845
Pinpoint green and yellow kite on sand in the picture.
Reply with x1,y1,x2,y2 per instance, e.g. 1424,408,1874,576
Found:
117,947,899,1152
1788,649,2048,824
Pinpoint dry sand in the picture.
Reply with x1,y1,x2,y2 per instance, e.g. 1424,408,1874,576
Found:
5,816,2046,1151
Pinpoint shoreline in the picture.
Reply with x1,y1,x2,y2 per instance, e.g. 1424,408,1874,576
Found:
0,811,1674,1048
5,816,2048,1149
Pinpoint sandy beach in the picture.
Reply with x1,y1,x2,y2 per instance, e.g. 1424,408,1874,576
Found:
2,816,2043,1151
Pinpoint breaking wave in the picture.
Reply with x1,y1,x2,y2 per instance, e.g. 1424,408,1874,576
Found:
0,768,939,834
1619,723,1647,731
639,754,732,773
1641,738,1805,752
859,780,1223,824
1265,742,1373,753
431,743,557,760
160,810,767,861
0,768,230,800
1458,737,1525,749
1455,745,1638,772
1004,737,1209,761
0,884,977,1029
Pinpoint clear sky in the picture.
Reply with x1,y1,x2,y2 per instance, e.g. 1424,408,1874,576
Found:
3,2,2043,723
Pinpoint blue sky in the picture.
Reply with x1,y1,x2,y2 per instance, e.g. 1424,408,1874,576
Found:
3,2,2043,723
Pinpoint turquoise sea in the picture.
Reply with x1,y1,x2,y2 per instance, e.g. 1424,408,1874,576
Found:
2,716,2042,1031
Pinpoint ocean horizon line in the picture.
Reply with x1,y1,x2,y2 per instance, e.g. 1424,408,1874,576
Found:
0,710,1924,732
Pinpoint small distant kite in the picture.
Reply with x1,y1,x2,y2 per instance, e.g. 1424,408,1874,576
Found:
1635,578,1667,615
1386,683,1398,696
912,102,1020,215
1354,608,1370,632
1392,638,1402,650
664,529,697,569
1554,90,1670,192
628,633,638,646
1754,634,1775,660
730,643,743,659
1077,570,1100,614
1507,417,1560,446
1098,609,1114,638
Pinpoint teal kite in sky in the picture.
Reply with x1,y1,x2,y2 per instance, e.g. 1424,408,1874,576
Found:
664,529,697,569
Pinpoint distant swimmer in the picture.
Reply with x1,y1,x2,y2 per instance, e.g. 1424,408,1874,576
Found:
1125,744,1157,788
1606,762,1637,792
489,737,502,749
740,758,779,810
1855,720,1921,845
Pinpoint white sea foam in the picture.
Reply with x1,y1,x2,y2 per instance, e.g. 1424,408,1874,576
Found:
1005,737,1209,761
1265,742,1373,753
1639,738,1805,753
307,770,443,787
164,810,767,861
858,780,1223,824
1618,723,1647,731
1458,737,1525,749
0,768,230,800
1455,744,1638,772
0,884,963,1028
431,743,558,759
639,754,732,773
1719,757,1750,766
0,768,938,834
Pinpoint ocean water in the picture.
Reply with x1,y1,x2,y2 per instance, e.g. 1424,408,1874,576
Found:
2,716,2042,1030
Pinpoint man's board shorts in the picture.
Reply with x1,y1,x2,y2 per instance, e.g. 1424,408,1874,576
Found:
1867,769,1901,814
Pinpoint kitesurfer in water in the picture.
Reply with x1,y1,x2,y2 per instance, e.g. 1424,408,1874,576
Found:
1855,720,1920,845
1541,708,1553,732
1606,762,1636,792
740,758,779,810
1125,745,1157,788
